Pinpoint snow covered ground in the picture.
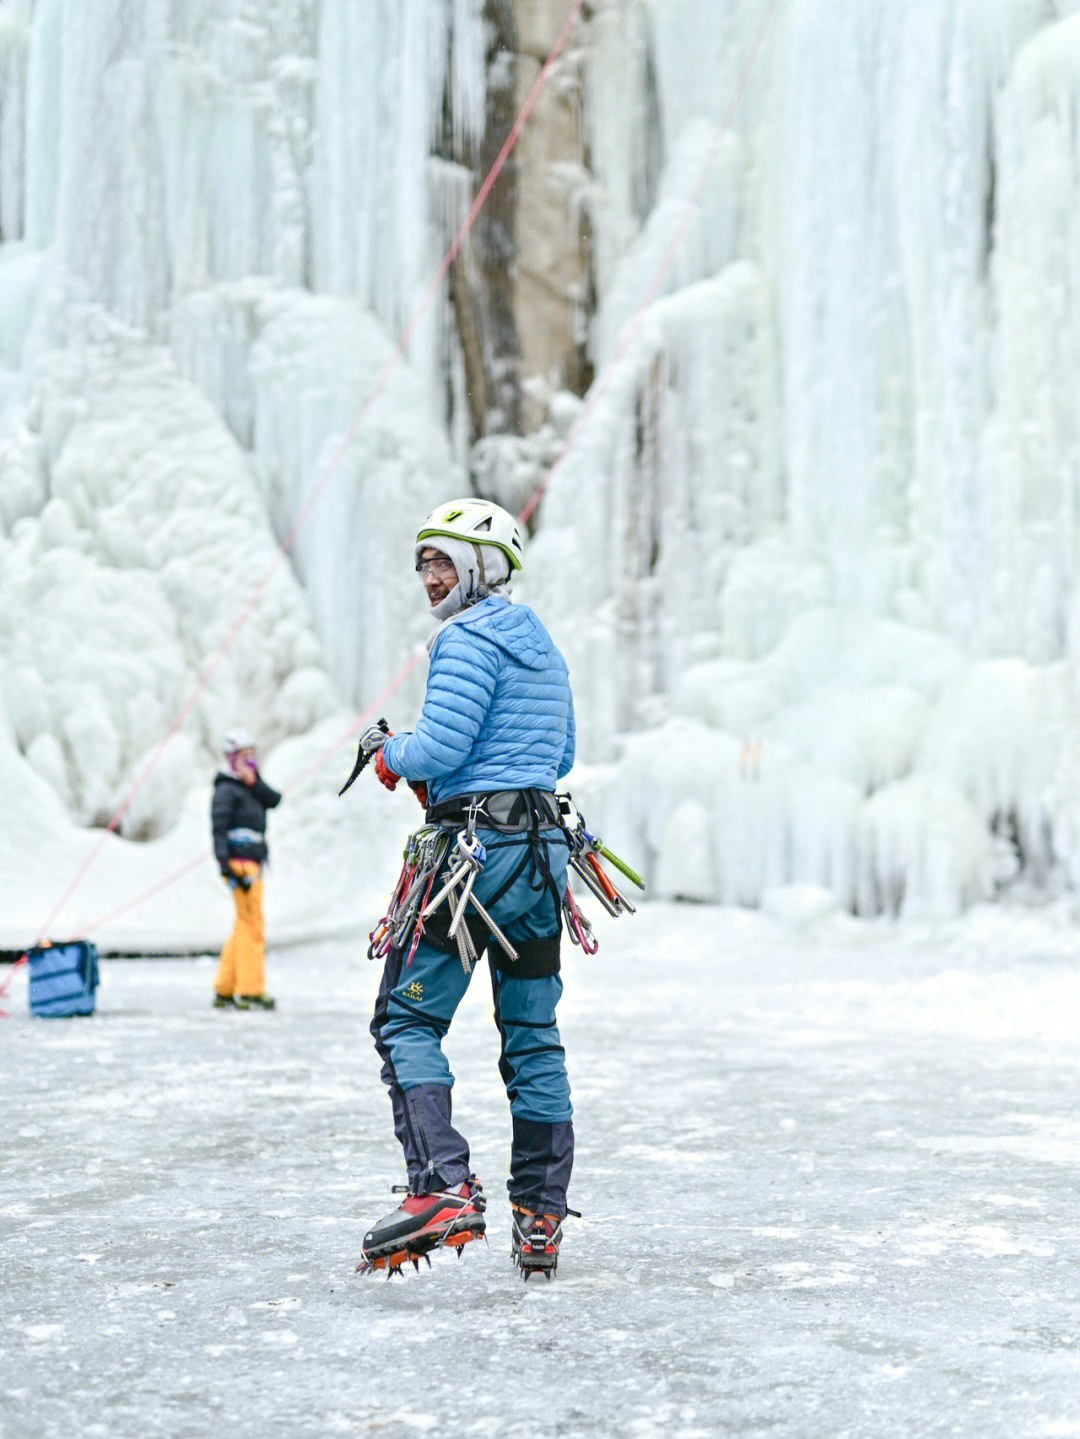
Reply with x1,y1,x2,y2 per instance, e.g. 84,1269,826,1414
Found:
3,900,1080,1438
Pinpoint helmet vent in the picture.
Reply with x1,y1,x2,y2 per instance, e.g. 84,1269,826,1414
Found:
475,516,492,531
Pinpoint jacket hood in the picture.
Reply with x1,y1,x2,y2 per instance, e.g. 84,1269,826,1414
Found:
438,596,552,670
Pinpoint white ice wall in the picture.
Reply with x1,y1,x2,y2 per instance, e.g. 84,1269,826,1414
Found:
0,324,338,836
530,0,1080,919
0,0,485,945
991,15,1080,661
5,0,1080,943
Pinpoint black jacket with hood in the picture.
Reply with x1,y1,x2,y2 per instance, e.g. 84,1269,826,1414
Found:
211,771,282,876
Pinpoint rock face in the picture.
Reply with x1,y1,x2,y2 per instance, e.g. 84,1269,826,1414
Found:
457,0,591,439
511,0,593,422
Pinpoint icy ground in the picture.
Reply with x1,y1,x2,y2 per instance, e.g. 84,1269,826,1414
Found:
3,901,1080,1438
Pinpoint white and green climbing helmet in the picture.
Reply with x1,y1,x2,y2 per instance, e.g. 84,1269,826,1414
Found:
415,498,524,573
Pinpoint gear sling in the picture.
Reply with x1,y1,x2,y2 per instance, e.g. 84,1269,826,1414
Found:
369,789,575,1220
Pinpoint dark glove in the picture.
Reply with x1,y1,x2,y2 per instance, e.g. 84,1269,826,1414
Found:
234,873,253,891
374,747,400,791
409,780,428,807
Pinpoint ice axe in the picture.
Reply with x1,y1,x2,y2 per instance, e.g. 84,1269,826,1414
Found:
339,718,391,795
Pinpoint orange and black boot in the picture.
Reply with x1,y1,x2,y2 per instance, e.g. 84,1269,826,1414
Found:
357,1178,486,1274
511,1205,564,1281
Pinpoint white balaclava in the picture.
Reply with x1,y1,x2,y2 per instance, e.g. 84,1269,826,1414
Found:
419,536,512,621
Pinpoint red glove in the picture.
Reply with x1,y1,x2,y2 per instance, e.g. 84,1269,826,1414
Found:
409,780,428,807
374,747,400,791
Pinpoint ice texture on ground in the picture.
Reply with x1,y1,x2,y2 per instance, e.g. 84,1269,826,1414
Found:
3,904,1080,1436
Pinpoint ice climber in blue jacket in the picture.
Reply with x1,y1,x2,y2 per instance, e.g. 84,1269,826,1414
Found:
356,497,577,1279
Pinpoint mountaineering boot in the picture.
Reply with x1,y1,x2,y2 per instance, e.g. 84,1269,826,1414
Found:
213,993,241,1009
511,1204,563,1280
238,993,276,1009
357,1178,486,1275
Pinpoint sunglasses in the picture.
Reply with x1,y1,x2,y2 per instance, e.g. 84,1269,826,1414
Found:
416,555,457,578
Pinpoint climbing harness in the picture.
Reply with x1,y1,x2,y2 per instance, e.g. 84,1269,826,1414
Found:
360,783,645,969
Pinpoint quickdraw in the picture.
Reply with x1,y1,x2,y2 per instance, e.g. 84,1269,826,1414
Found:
417,804,520,974
557,794,645,948
562,881,598,954
367,806,520,975
561,797,643,915
367,826,453,962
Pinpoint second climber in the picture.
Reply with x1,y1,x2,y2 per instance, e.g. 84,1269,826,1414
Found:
211,726,281,1011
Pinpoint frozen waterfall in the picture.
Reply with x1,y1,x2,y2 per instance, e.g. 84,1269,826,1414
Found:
3,0,1080,946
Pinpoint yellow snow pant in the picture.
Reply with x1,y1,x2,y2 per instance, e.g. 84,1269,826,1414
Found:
214,860,265,997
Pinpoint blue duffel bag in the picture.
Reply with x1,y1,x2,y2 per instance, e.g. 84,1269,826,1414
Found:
27,940,100,1017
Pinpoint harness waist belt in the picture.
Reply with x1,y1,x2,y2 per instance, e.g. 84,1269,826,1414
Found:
426,789,561,832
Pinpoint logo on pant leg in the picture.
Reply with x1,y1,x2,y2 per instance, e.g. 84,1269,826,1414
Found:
403,980,424,1001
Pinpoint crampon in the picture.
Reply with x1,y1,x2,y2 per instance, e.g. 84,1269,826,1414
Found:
356,1179,486,1277
511,1205,576,1281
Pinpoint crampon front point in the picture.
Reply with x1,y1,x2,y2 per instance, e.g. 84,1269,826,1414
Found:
355,1226,484,1277
356,1180,486,1278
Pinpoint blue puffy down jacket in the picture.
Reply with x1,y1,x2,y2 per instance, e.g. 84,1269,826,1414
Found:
381,597,575,803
